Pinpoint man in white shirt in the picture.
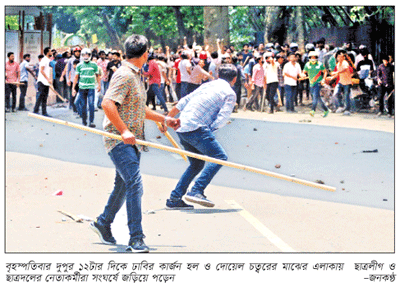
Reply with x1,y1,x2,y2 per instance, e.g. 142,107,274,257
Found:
283,52,302,112
33,47,53,116
178,51,192,97
263,52,279,113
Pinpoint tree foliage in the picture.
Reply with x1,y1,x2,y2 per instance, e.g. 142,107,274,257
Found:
44,6,394,50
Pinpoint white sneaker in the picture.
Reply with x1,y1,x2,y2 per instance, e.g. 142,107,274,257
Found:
336,107,345,113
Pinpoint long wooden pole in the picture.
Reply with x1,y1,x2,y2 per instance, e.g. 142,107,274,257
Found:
28,113,336,192
155,121,187,161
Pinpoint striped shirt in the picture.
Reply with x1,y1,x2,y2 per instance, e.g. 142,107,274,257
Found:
75,61,99,89
176,78,236,133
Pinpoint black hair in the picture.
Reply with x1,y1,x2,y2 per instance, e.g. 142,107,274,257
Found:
148,52,156,61
287,52,296,58
124,34,148,59
218,64,237,83
157,54,166,61
361,48,369,56
73,59,80,65
381,54,389,61
7,52,14,58
38,54,44,60
99,50,105,55
23,54,30,59
231,56,238,64
181,52,189,60
44,47,51,56
335,49,347,59
210,51,219,59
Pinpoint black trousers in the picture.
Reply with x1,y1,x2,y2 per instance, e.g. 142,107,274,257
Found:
18,81,28,109
379,85,394,115
5,84,17,110
33,82,49,114
266,82,279,111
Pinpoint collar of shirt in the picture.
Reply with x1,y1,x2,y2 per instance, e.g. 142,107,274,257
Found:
122,60,141,75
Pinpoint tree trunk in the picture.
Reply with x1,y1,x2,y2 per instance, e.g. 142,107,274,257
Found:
264,6,285,44
173,6,186,46
203,6,229,52
295,6,305,52
101,12,123,50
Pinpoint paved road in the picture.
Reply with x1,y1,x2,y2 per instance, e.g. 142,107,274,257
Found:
5,106,395,253
6,106,394,210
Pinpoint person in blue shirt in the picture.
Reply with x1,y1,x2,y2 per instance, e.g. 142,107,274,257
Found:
162,64,238,209
18,54,36,111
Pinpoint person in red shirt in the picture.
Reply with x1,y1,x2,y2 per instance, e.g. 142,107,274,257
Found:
174,50,183,100
142,52,169,114
5,52,20,112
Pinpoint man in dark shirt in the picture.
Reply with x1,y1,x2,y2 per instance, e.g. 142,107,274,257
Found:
356,48,375,93
106,51,122,82
377,54,395,117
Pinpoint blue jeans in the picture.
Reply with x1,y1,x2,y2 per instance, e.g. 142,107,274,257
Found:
170,127,228,201
98,80,109,107
310,83,328,111
284,85,297,111
180,81,189,98
149,84,168,112
75,89,95,124
97,143,144,241
335,83,351,111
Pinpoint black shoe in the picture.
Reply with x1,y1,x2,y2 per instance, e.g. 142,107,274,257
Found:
89,220,117,245
126,238,149,253
18,107,29,111
5,109,10,113
42,113,51,117
12,108,17,112
166,199,194,210
89,123,96,128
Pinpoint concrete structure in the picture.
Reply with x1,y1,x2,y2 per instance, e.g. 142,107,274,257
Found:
5,6,57,107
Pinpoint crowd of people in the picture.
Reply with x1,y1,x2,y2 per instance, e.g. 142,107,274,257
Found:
5,36,395,121
5,33,395,253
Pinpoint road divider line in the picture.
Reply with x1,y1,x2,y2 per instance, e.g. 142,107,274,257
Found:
226,200,295,252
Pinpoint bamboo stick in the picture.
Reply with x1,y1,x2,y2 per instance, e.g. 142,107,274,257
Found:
155,121,187,161
28,113,336,192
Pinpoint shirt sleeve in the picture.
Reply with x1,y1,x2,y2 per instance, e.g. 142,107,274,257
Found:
104,71,132,105
209,92,236,132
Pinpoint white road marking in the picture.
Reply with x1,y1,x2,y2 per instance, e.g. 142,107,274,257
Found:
225,200,295,252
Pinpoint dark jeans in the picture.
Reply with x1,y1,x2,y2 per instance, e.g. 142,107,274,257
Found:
54,77,67,103
76,89,95,125
147,84,168,112
180,81,189,98
284,85,297,111
266,82,278,111
18,81,28,109
310,83,328,112
97,143,144,241
187,83,200,95
335,83,351,111
98,80,109,108
5,83,17,110
175,82,181,100
169,127,228,201
33,82,49,114
379,85,394,115
68,84,79,112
